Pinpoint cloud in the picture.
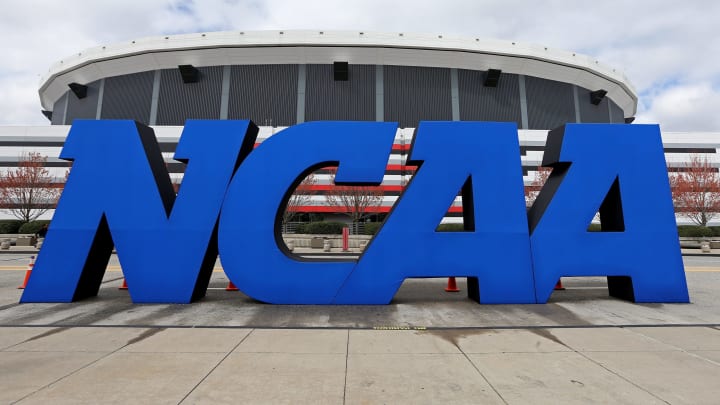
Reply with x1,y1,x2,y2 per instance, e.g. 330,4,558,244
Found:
1,73,45,126
0,0,717,130
636,83,720,132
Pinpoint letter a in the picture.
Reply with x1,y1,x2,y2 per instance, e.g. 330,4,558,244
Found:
529,124,689,303
334,121,536,304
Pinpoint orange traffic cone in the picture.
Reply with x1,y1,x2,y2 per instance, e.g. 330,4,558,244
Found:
17,256,35,289
445,277,460,292
554,278,565,290
119,278,128,290
226,281,239,291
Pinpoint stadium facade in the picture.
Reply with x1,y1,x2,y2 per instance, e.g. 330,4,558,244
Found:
1,31,718,223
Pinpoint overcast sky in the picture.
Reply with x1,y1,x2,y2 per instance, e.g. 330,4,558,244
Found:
1,0,718,132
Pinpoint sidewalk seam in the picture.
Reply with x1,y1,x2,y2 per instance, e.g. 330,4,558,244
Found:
9,327,163,404
342,329,350,405
625,327,720,367
457,345,508,404
177,328,255,404
572,348,671,404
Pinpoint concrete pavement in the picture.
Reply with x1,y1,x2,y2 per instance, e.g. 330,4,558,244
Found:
0,258,719,404
1,325,719,404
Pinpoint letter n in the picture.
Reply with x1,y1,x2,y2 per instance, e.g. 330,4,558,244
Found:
20,120,256,303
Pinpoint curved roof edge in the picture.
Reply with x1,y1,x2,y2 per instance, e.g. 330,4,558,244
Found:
39,30,638,116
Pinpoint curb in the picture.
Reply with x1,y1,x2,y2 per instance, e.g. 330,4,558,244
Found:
681,252,720,257
1,249,719,258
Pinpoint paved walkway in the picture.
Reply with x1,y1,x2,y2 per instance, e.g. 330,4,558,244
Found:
1,325,719,404
1,259,719,404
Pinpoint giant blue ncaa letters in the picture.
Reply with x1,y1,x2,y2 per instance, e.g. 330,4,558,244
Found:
20,120,690,305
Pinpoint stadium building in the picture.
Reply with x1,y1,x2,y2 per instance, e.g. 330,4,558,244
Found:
1,31,718,224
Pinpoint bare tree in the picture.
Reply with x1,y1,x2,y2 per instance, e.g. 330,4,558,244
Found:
283,173,317,227
325,168,383,231
0,152,62,222
525,166,552,207
671,154,720,226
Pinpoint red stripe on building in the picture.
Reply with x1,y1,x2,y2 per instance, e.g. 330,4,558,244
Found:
292,206,464,213
255,142,412,153
303,185,406,192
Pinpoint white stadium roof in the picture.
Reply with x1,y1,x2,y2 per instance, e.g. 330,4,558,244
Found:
39,30,638,117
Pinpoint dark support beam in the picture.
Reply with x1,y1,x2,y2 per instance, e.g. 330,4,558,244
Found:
484,69,502,87
333,61,348,81
590,89,607,105
68,83,87,99
178,65,199,83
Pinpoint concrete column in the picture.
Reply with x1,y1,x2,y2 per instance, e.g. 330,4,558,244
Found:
573,85,582,123
296,64,306,124
376,65,384,122
220,65,231,119
61,94,69,125
518,75,529,129
450,68,460,121
149,70,162,125
95,78,105,119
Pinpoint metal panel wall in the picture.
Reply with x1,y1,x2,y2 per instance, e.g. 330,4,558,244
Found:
51,93,67,125
305,64,375,121
577,86,611,123
228,64,298,127
458,70,522,126
525,77,576,130
101,72,154,123
609,100,625,123
156,67,223,125
384,66,452,128
65,80,102,123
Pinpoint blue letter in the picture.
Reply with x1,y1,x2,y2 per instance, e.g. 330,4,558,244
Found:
21,120,257,303
218,122,397,304
334,122,536,304
528,124,689,303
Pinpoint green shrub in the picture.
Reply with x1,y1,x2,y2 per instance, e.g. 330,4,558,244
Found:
709,226,720,237
296,221,346,235
693,227,714,237
18,220,51,235
677,226,714,237
363,222,382,235
0,220,24,234
436,223,466,232
677,225,692,237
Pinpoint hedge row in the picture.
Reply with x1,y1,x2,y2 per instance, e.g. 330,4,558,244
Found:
436,223,466,232
0,220,51,235
677,226,718,237
295,221,347,235
363,222,382,235
363,223,718,236
4,220,719,237
0,220,23,234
